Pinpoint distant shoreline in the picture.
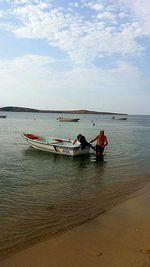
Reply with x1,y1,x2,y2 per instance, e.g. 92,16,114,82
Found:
0,106,127,115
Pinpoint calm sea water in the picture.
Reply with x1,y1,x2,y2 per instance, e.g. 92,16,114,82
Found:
0,112,150,260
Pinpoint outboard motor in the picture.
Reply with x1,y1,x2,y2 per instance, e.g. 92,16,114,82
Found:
77,134,89,150
77,134,97,151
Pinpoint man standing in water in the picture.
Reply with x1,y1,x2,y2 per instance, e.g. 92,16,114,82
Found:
89,130,108,158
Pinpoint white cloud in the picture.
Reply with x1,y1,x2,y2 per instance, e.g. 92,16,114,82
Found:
0,55,149,114
0,1,149,114
87,2,104,11
119,0,150,35
97,11,116,22
69,2,79,8
0,0,148,64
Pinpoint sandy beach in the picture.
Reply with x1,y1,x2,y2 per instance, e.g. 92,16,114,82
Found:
1,182,150,267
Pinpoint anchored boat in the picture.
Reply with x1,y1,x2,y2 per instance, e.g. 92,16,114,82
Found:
112,116,127,120
0,115,7,118
22,133,90,156
57,117,80,122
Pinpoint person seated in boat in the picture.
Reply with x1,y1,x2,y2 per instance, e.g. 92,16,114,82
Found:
89,130,108,157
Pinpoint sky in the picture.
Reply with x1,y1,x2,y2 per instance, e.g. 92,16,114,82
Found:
0,0,150,115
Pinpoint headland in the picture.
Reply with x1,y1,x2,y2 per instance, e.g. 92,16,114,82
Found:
0,106,128,115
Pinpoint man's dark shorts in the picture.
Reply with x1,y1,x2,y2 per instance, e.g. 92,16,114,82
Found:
96,145,104,156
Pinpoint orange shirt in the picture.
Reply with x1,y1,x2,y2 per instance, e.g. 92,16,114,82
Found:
96,134,107,147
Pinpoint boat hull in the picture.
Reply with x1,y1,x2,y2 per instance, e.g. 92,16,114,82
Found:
57,117,80,122
112,117,127,120
23,134,90,156
0,115,7,118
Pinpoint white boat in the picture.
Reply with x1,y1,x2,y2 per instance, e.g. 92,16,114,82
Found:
0,115,7,118
57,117,80,122
112,116,127,120
22,133,90,156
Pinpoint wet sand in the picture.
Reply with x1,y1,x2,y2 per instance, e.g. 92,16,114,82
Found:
1,183,150,267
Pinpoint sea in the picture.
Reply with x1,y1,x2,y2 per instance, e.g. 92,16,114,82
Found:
0,112,150,260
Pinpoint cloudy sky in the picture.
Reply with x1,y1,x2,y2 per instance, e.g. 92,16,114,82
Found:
0,0,150,114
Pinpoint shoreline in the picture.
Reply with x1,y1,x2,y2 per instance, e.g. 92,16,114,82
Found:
0,106,128,115
1,180,150,267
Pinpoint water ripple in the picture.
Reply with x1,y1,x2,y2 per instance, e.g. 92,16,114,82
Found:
0,114,150,260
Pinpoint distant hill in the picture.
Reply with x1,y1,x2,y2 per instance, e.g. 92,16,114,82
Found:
0,106,127,115
0,106,38,112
